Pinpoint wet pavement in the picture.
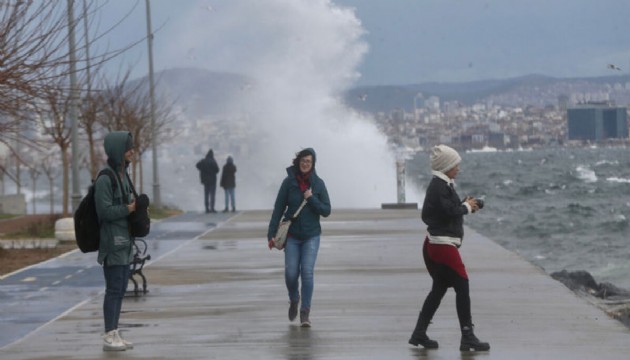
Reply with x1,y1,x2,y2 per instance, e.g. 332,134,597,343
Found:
0,211,231,350
1,209,629,359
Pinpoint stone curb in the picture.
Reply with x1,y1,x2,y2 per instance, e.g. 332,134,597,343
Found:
0,238,59,249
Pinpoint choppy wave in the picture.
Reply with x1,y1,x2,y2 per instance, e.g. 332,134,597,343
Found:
607,177,630,183
575,165,598,183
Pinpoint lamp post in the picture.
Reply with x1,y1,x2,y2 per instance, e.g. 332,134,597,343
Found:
145,0,161,208
67,0,81,213
395,148,406,204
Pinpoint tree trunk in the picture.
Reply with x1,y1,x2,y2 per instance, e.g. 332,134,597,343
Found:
49,176,54,215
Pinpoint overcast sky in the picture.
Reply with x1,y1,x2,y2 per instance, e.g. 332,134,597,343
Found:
96,0,630,86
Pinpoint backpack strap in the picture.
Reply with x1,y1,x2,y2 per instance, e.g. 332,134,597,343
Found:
96,168,125,203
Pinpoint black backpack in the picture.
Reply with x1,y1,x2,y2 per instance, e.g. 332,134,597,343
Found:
125,172,151,238
74,169,117,253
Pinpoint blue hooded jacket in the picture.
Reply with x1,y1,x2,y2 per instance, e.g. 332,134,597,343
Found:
267,148,331,241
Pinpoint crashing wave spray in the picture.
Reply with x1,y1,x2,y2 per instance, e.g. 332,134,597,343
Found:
154,0,418,209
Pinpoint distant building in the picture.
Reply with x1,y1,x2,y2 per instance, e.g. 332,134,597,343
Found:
567,103,628,141
558,94,569,112
424,96,440,112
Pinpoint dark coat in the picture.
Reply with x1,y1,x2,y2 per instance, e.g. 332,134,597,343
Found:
220,156,237,189
196,149,219,186
267,148,331,241
421,175,469,240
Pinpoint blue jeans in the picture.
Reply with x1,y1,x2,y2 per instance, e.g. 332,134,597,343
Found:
103,264,130,332
224,187,235,210
284,235,320,310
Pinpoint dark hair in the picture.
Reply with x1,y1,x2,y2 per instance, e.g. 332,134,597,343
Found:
292,149,315,169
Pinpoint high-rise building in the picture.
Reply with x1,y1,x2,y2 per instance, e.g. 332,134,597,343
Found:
567,103,628,141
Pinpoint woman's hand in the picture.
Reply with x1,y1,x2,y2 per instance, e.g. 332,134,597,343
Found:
304,188,312,199
465,197,479,212
127,199,136,213
268,239,275,250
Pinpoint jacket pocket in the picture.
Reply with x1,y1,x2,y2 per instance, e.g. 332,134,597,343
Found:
113,235,129,247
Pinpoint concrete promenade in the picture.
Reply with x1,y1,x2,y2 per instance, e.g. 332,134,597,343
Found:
1,208,629,359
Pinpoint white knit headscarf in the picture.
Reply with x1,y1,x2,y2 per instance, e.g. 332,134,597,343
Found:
430,145,461,173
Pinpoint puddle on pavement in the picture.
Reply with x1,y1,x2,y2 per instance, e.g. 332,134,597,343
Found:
157,222,215,233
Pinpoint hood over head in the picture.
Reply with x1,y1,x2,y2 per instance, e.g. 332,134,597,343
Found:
303,148,316,164
289,147,317,175
104,131,133,170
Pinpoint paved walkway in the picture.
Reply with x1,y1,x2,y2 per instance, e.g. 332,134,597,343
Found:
1,209,629,359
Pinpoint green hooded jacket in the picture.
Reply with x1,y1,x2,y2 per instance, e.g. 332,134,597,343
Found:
267,148,331,241
96,131,135,266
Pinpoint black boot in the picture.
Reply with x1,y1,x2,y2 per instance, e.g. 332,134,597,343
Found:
408,314,438,349
459,325,490,351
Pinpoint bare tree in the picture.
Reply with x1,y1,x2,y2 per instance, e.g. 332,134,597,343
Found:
0,0,145,193
76,0,143,180
28,166,41,214
0,1,87,147
95,70,177,193
124,78,177,193
34,82,73,216
40,150,61,215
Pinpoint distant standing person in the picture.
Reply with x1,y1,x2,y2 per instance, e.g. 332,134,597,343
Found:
267,148,331,327
196,148,220,213
95,131,137,351
220,156,237,212
408,144,490,352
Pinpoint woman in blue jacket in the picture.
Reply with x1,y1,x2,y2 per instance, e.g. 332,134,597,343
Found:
268,148,331,327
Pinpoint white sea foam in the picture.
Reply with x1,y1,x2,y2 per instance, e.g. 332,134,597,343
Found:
612,214,627,222
595,160,619,166
606,177,630,184
575,165,597,183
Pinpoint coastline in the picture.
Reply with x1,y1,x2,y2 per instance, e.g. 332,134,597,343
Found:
551,269,630,329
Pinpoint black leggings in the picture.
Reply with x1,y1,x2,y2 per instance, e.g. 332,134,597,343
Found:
420,263,472,328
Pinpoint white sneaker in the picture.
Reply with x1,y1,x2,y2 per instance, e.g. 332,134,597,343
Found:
102,330,126,351
115,329,134,350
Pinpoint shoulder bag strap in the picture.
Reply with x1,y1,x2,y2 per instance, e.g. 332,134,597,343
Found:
290,199,308,220
290,186,311,221
125,171,139,198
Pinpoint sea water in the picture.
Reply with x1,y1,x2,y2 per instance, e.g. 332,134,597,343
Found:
407,147,630,289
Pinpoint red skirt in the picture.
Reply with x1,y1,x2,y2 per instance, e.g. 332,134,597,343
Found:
423,237,468,280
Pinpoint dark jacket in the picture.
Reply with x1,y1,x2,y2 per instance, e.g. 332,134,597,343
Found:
267,148,331,241
96,131,135,266
196,149,219,186
421,175,468,240
220,156,237,189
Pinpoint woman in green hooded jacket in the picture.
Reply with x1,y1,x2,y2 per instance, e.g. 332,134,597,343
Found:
95,131,137,351
267,148,331,327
